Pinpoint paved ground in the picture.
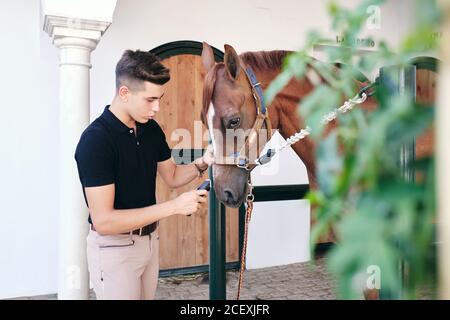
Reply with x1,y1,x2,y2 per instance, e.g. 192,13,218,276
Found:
10,254,337,300
8,252,436,300
157,254,336,300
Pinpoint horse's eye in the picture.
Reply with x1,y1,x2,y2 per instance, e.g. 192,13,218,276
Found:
228,117,241,129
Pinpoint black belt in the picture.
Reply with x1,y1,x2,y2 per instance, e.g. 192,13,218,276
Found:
90,222,157,236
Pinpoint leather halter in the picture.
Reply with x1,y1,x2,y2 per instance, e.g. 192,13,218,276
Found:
212,66,273,171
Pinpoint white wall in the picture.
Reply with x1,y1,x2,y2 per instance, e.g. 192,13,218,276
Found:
0,0,59,299
0,0,417,298
247,132,311,268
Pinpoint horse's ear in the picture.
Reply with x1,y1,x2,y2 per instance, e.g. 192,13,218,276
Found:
202,42,215,73
224,44,241,81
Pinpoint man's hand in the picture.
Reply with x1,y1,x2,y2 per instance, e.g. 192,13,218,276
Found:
171,190,208,216
195,145,215,168
193,145,215,175
202,144,215,167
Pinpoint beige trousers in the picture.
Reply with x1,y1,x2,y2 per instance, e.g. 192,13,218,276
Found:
86,229,159,300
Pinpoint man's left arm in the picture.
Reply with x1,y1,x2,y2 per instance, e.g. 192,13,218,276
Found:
157,146,214,188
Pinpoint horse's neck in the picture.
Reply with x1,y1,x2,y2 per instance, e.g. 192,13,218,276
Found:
252,63,374,189
253,67,319,187
252,68,311,135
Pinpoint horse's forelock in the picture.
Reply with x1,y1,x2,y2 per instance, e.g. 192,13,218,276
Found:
201,63,223,124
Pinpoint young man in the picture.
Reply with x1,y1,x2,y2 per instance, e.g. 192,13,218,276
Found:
75,50,213,300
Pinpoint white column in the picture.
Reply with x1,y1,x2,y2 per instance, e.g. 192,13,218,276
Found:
437,0,450,300
56,36,96,300
43,14,111,299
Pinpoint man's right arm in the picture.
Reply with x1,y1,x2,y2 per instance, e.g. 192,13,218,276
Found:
85,183,207,235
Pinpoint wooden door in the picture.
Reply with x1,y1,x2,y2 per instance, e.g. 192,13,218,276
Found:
153,52,239,270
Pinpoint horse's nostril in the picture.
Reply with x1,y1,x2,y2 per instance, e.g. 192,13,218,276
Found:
223,189,236,203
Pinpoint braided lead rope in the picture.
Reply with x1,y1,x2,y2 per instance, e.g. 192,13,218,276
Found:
236,198,254,300
257,92,368,164
277,127,313,153
321,93,368,124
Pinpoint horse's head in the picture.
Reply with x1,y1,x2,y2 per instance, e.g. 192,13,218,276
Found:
201,42,271,207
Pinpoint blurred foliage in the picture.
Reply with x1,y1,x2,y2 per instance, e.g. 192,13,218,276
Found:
265,0,441,299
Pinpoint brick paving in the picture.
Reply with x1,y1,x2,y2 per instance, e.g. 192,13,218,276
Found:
10,255,337,300
156,255,336,300
8,253,435,300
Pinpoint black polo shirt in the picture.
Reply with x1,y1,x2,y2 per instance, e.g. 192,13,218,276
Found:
75,105,172,224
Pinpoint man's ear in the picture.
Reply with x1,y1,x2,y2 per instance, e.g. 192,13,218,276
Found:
224,44,241,81
202,42,216,74
118,85,130,102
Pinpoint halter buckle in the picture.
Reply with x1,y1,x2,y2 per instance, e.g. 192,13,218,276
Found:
246,179,254,202
237,156,250,169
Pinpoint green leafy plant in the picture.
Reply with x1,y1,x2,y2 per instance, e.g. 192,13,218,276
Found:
265,0,440,299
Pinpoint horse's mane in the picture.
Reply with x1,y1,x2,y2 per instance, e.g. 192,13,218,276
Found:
240,50,291,71
201,50,291,124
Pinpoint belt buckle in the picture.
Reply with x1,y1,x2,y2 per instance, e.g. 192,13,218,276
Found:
129,227,143,236
130,228,142,236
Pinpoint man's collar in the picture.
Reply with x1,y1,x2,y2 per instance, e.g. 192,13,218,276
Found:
101,105,149,135
101,105,132,134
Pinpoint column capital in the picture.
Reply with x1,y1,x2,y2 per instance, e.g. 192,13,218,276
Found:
43,15,111,46
41,0,116,46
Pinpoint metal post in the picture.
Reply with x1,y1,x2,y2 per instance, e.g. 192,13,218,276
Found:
378,65,416,299
209,167,226,300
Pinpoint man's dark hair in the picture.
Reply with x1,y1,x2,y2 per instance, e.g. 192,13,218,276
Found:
115,50,170,91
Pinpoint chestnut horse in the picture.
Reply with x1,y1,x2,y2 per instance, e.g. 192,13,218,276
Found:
201,42,377,208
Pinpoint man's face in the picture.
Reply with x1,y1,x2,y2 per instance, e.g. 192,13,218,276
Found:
126,81,165,124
